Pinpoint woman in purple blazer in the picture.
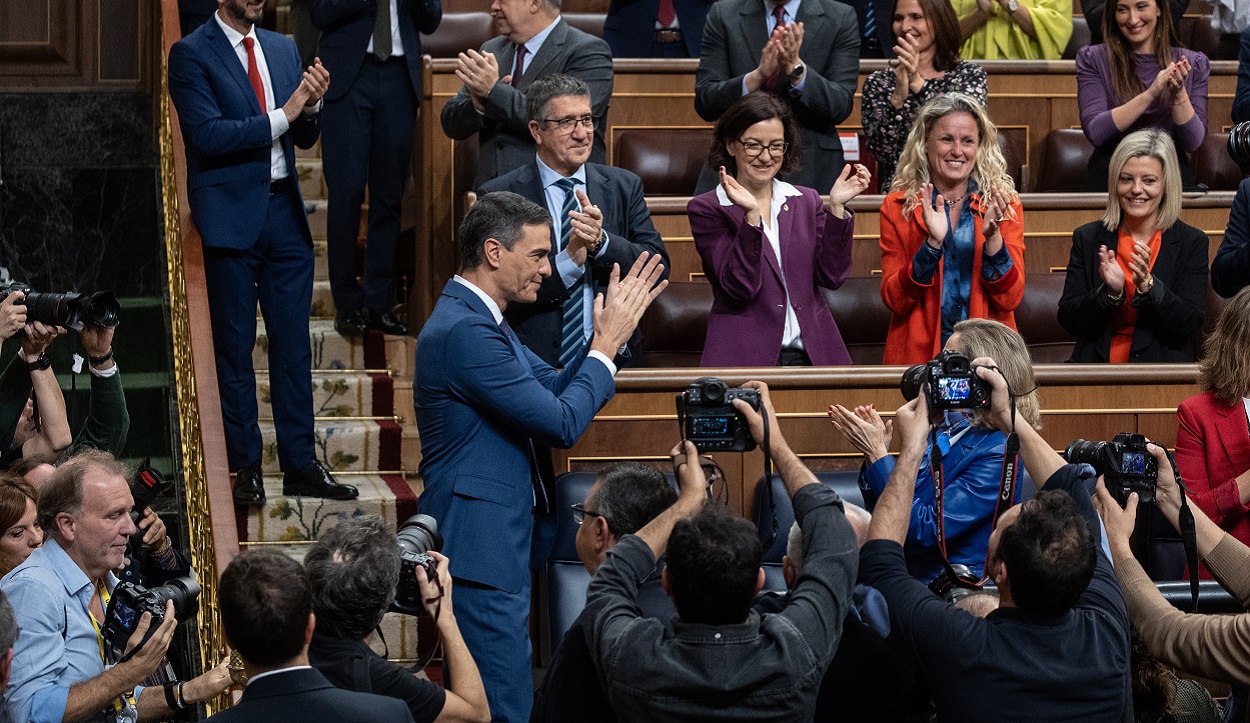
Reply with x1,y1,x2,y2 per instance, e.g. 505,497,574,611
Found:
689,93,871,367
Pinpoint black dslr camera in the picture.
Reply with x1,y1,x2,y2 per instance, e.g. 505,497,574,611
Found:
0,282,120,329
102,577,201,660
389,514,443,616
901,350,991,419
929,563,983,603
677,377,761,452
129,459,174,554
1229,122,1250,172
1064,433,1157,505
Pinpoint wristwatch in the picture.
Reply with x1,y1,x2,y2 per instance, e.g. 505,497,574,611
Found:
790,63,805,81
1007,0,1019,12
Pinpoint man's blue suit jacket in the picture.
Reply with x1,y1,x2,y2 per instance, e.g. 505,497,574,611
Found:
602,0,713,57
478,161,670,367
168,17,319,249
204,667,414,723
310,0,442,102
414,280,615,593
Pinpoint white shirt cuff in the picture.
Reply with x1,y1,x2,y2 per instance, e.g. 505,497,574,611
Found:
268,108,288,143
90,362,119,378
588,350,617,376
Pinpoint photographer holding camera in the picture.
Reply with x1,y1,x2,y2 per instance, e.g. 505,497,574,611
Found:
859,357,1132,720
1096,440,1250,691
583,381,859,720
830,318,1040,585
1,449,230,723
303,516,489,723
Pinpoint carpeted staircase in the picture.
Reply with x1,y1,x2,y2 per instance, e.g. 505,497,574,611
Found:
230,140,430,663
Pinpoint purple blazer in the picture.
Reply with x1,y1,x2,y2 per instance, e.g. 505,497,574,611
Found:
689,184,854,366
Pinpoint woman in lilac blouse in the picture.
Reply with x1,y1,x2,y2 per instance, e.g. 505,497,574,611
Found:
861,0,988,191
1076,0,1208,191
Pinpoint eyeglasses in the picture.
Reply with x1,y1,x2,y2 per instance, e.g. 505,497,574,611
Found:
737,139,788,158
571,502,605,526
541,115,597,135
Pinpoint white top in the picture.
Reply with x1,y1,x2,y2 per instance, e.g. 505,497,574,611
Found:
717,178,806,351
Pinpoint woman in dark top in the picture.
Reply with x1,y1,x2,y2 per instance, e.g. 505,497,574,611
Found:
861,0,988,191
1076,0,1208,191
1058,129,1208,363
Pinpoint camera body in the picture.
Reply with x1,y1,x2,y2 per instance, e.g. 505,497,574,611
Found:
901,350,991,417
129,459,174,553
102,577,201,659
390,514,443,617
0,282,119,329
1229,123,1250,172
677,377,761,452
1064,433,1156,505
928,563,983,604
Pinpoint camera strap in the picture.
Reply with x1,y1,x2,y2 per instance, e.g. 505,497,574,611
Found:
930,399,1019,589
1168,453,1200,613
90,582,137,715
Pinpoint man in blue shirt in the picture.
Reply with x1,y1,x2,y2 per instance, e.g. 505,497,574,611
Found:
1,450,224,723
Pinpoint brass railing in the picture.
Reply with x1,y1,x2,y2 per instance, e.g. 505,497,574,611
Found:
157,0,239,713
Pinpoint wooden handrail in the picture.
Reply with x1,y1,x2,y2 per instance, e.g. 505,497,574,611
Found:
157,0,237,712
643,192,1239,214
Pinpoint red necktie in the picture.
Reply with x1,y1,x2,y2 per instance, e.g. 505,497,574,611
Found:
510,44,527,88
773,5,787,27
657,0,676,28
243,37,266,112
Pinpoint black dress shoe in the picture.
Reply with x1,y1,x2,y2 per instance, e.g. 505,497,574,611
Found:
282,462,359,501
362,308,408,335
232,467,266,507
335,309,368,338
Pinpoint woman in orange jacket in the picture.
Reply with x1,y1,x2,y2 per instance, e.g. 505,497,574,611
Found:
878,93,1026,365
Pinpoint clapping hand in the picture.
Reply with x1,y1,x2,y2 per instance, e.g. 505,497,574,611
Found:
777,22,805,71
918,183,949,248
827,164,871,212
1098,245,1126,297
828,403,892,462
591,253,668,356
1126,238,1153,290
891,33,924,101
456,49,499,107
719,166,759,215
566,188,605,266
1167,56,1191,100
979,187,1015,250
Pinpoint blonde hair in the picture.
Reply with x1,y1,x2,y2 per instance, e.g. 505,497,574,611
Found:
1102,129,1183,232
1199,286,1250,405
890,94,1017,216
952,318,1042,430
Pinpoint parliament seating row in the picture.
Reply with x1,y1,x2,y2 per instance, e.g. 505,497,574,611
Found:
1037,130,1247,192
638,273,1229,367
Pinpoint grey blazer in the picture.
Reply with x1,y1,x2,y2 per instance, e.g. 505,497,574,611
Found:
694,0,860,194
440,18,614,187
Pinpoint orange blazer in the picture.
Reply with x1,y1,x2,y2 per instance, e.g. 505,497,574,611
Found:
878,190,1026,365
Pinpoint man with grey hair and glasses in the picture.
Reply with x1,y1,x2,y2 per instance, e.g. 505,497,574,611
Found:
480,74,669,369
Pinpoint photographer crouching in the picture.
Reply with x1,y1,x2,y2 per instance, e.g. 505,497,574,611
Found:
302,515,490,723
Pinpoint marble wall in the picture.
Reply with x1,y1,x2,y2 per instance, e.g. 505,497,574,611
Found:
0,93,162,298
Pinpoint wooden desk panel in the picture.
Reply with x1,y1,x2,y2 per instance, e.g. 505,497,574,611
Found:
552,365,1200,516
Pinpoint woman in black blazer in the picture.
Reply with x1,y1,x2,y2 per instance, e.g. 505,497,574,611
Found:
1058,129,1208,362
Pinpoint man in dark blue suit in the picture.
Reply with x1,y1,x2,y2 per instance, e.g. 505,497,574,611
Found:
602,0,713,58
310,0,441,338
479,75,670,369
169,0,358,506
207,550,415,723
413,192,666,722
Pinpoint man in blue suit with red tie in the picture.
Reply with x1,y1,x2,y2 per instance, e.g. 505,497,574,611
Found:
414,191,666,722
169,0,359,507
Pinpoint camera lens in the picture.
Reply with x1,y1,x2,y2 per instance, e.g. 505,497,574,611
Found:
900,364,927,401
82,291,120,328
152,577,202,623
397,514,442,556
699,378,727,404
1063,439,1105,467
23,292,83,328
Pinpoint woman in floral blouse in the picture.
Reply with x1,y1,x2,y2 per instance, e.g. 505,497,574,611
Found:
861,0,988,191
